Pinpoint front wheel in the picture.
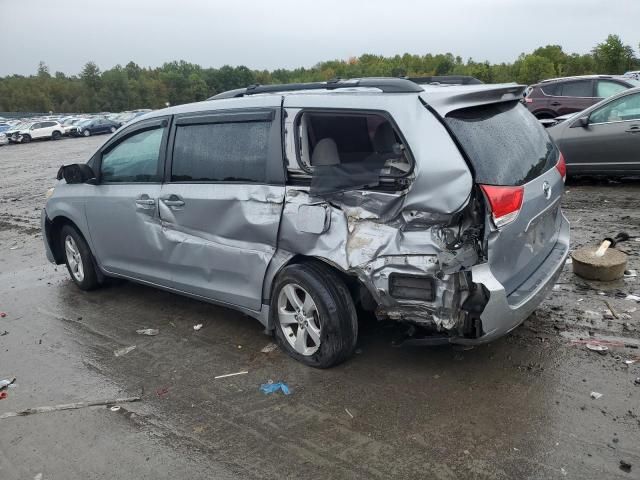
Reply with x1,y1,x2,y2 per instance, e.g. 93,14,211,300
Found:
83,129,91,137
271,262,358,368
52,130,62,140
109,126,116,133
21,134,31,143
60,225,100,290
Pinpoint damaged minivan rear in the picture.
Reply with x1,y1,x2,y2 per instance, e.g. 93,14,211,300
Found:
43,78,569,368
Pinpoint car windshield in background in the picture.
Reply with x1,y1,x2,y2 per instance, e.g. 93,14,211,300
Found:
445,101,557,186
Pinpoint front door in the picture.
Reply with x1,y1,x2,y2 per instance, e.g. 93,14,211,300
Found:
85,116,170,283
561,91,640,173
158,107,285,311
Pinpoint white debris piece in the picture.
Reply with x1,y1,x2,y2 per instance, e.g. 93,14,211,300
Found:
214,371,248,379
193,324,203,331
590,391,603,400
114,345,136,357
625,294,640,302
624,270,638,278
261,343,278,353
136,328,159,336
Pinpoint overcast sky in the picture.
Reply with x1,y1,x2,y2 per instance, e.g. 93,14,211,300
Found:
1,0,638,76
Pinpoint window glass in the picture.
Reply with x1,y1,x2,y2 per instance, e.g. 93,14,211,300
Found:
171,121,270,182
296,112,411,195
590,93,640,124
540,83,561,96
446,101,557,186
101,128,164,182
559,80,592,97
596,80,628,98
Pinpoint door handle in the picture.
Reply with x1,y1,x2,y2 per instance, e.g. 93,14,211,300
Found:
135,195,156,209
161,195,185,208
550,102,561,106
625,126,640,133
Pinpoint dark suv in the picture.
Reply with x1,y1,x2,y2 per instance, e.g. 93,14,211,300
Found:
525,75,640,119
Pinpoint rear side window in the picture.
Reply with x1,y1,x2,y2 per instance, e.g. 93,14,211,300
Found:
559,80,592,97
295,111,411,195
171,121,269,182
446,101,557,186
540,83,561,96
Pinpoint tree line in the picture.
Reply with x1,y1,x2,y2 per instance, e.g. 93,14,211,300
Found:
0,34,637,113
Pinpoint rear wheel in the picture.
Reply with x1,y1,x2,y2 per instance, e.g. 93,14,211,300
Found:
271,262,358,368
83,129,91,137
60,225,100,290
52,130,62,140
109,126,116,133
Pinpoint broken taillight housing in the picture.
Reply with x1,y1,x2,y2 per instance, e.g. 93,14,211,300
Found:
556,152,566,182
480,184,524,228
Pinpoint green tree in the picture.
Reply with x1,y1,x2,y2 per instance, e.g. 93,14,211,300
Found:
592,34,636,74
515,54,556,84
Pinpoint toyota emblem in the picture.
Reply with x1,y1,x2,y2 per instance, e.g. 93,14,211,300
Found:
542,181,552,199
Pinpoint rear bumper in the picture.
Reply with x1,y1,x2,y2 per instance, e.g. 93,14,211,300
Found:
453,212,570,345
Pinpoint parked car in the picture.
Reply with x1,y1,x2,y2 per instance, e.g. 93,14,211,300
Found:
525,75,640,119
0,131,8,146
0,123,11,133
43,78,569,367
74,118,119,137
8,120,64,143
60,118,87,136
548,86,640,176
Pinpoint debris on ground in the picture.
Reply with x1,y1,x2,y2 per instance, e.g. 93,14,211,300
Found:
345,408,354,419
624,270,637,278
114,345,136,357
214,371,248,379
261,343,278,353
0,377,16,390
619,460,632,473
0,396,141,419
193,324,203,331
0,392,7,400
136,328,159,336
0,312,6,318
110,406,121,412
1,330,8,336
586,343,609,355
590,392,603,399
625,294,640,302
260,381,291,395
582,310,602,321
155,387,170,398
634,378,640,386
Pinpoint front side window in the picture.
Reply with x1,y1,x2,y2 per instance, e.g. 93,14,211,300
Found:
590,93,640,124
295,111,411,195
101,127,164,183
596,80,628,98
171,121,270,183
540,83,561,96
559,80,592,97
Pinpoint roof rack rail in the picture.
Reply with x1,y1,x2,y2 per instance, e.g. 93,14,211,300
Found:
208,77,423,100
406,75,483,85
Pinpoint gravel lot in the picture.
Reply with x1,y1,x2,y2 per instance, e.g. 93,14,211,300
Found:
1,137,639,479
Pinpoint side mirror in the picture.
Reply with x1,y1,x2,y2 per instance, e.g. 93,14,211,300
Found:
573,116,589,128
56,164,96,184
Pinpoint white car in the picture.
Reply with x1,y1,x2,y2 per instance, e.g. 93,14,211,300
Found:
0,132,8,146
10,120,64,143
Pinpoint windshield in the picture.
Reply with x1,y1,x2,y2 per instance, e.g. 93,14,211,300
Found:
446,101,558,186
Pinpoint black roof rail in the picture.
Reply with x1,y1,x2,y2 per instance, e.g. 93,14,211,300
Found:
406,75,483,85
208,77,423,100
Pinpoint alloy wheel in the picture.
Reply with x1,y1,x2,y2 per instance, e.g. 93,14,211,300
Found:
277,283,321,356
64,235,85,282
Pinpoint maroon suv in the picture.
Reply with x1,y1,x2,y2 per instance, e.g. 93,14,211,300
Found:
525,75,640,119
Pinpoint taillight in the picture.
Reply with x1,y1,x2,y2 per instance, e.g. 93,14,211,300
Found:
480,185,524,228
524,97,533,103
556,152,566,182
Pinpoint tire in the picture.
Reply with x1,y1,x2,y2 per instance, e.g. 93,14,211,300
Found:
83,129,91,137
534,111,556,120
271,262,358,368
109,126,116,133
52,130,62,140
60,224,100,291
21,134,31,143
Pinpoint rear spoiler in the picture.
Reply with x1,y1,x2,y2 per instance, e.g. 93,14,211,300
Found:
420,84,527,116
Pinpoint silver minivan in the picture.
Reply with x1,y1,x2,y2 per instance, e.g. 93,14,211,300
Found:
43,78,570,367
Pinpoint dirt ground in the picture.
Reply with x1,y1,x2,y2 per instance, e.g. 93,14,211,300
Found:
1,137,639,480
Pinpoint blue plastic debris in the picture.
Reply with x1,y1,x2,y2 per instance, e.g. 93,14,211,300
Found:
260,381,291,395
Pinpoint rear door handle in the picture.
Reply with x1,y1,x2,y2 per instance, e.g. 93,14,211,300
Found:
550,102,561,106
625,126,640,133
161,195,185,208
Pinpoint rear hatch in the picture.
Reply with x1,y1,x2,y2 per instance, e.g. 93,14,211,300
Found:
445,100,564,296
